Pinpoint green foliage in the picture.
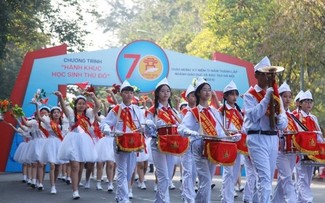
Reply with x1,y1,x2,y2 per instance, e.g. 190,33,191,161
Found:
0,0,94,99
100,0,325,126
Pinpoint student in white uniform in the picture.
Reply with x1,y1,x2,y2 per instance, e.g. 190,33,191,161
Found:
272,81,298,203
100,80,145,203
179,84,197,203
243,56,287,203
219,81,243,203
145,78,180,203
178,77,226,203
294,90,323,203
56,92,99,199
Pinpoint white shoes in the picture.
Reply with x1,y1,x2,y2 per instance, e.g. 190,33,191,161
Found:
38,183,44,191
169,182,176,190
107,183,114,192
140,182,146,190
96,182,103,190
50,186,57,194
128,189,133,199
72,190,80,199
84,180,90,189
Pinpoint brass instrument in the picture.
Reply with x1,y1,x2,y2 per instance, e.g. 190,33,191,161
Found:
258,65,284,130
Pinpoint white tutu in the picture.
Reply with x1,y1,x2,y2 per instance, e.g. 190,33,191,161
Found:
40,136,64,164
25,138,46,163
58,131,97,162
95,136,115,162
136,138,152,162
14,142,28,163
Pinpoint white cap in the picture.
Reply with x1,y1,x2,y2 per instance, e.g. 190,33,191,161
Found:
223,80,237,93
278,81,291,94
254,56,271,72
155,77,169,89
75,95,86,101
120,80,132,92
294,90,304,102
51,106,62,112
299,90,313,101
39,106,50,112
194,77,208,90
185,84,195,97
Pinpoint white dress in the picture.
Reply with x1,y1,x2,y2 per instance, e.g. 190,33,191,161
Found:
13,127,31,163
58,108,98,162
40,116,68,164
25,120,47,164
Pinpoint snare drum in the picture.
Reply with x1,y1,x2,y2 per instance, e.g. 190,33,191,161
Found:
293,131,318,155
203,137,237,166
116,132,145,152
236,133,248,155
157,126,189,156
307,142,325,164
283,133,297,154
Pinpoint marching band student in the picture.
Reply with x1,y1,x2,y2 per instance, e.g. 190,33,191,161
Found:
294,90,323,203
178,77,226,203
38,106,69,194
22,105,50,191
243,56,287,203
144,78,180,203
219,81,243,203
292,90,304,115
100,80,145,203
272,81,298,203
179,84,197,203
55,91,99,199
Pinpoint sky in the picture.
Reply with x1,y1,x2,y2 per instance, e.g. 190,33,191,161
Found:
83,0,135,51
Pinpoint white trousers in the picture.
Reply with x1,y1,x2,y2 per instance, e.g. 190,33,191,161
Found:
243,155,258,203
296,159,314,203
114,151,136,202
180,146,196,202
151,138,175,203
221,152,241,203
192,139,216,203
247,134,278,203
272,152,297,203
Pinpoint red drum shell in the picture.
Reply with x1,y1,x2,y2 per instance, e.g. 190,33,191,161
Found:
116,132,145,152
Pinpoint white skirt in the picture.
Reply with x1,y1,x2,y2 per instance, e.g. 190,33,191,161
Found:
26,138,46,163
136,137,152,162
40,136,64,164
14,142,28,163
95,136,115,162
58,132,97,162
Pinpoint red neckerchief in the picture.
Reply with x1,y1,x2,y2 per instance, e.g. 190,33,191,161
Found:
191,107,217,136
38,120,49,138
50,120,64,141
112,105,137,132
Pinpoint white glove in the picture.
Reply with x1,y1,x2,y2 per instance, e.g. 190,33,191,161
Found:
102,125,111,135
144,120,156,137
265,87,274,100
184,129,200,138
145,120,156,129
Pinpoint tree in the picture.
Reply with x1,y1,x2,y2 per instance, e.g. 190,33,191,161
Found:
0,0,94,99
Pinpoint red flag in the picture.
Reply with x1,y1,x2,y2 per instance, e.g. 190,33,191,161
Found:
75,81,89,90
40,98,49,104
181,91,186,101
106,96,115,104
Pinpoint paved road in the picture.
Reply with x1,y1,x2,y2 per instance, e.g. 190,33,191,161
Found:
0,171,324,203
